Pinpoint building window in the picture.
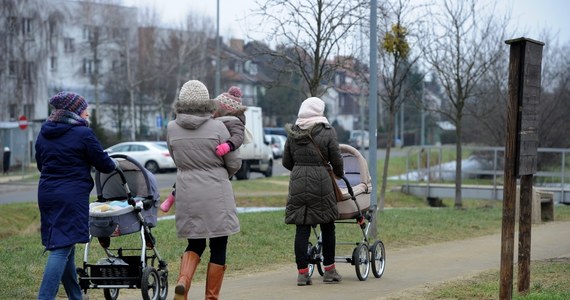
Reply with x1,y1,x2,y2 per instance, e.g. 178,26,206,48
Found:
22,61,33,81
21,18,33,36
83,58,101,75
6,17,18,35
64,38,74,52
234,62,243,73
9,104,17,120
83,25,100,41
8,61,18,76
249,62,258,75
24,104,34,118
50,56,57,71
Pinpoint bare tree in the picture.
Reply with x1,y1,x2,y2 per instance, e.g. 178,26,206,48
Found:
533,36,570,149
423,0,509,208
137,12,213,121
377,0,425,210
253,0,367,97
76,0,132,137
0,0,51,122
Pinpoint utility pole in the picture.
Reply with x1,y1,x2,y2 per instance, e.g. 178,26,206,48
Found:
215,0,221,96
368,0,379,236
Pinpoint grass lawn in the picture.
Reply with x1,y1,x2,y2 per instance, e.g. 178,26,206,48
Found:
1,147,569,299
1,183,569,299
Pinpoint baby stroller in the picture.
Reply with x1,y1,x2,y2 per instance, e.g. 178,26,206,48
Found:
77,154,168,300
307,144,386,281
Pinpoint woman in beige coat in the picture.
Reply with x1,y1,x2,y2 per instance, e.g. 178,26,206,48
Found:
167,80,242,300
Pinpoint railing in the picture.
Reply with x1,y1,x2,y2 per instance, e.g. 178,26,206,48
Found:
399,146,570,203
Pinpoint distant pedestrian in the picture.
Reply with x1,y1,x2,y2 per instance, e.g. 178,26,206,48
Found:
2,146,10,174
35,91,117,300
282,97,344,286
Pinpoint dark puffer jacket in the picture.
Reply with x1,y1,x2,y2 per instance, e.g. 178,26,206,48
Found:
282,123,344,225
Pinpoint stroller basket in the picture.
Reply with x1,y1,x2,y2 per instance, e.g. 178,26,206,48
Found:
86,256,141,286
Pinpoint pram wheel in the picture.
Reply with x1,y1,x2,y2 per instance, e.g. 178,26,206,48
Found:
352,243,370,281
141,267,160,300
370,240,386,278
158,269,169,300
307,241,324,277
103,288,119,300
306,242,315,277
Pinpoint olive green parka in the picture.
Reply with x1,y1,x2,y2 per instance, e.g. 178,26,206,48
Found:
282,123,344,225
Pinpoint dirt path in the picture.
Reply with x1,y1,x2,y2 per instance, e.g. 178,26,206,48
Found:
114,220,570,300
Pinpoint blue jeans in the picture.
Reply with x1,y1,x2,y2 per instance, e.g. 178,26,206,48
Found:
38,244,82,300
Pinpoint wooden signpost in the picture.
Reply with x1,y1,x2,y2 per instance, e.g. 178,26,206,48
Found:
500,37,544,299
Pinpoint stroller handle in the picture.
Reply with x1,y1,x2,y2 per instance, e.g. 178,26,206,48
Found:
97,154,134,205
339,175,355,198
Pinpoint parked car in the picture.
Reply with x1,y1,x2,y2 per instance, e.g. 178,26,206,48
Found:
105,141,176,173
265,134,286,159
264,127,287,137
348,130,369,149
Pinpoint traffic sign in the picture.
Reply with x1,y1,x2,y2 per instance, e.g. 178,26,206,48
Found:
18,115,28,130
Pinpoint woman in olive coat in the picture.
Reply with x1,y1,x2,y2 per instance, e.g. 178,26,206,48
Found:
282,97,344,286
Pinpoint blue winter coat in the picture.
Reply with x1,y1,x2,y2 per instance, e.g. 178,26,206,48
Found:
35,121,116,250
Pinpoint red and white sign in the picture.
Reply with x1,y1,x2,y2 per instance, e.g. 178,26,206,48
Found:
18,115,28,130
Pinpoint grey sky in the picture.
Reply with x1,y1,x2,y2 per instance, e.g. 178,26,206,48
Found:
123,0,569,43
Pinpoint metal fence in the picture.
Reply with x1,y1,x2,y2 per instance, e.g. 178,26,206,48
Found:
399,145,569,203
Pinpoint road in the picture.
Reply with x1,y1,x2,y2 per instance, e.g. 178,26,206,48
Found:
0,148,398,204
0,159,289,204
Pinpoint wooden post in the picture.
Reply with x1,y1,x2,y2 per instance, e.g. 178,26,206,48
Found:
518,175,533,292
501,38,544,299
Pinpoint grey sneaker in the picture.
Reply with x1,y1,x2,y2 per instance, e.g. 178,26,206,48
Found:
297,272,313,286
323,268,342,283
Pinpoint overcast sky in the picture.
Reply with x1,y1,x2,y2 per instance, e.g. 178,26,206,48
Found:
122,0,569,44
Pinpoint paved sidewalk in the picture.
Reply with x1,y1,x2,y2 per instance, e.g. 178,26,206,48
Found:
114,220,570,300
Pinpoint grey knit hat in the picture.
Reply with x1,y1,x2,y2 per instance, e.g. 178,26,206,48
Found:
174,80,216,114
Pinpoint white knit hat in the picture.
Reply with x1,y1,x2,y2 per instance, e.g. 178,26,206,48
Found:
178,80,210,104
174,80,216,114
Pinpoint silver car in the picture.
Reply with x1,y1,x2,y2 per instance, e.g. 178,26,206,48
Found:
265,134,286,159
105,141,176,173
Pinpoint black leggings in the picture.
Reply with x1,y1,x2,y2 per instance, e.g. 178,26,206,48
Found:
294,222,336,269
185,236,228,265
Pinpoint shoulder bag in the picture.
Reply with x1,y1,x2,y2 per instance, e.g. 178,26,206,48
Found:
308,135,344,202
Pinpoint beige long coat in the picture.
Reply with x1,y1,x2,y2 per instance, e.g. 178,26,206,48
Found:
167,112,242,239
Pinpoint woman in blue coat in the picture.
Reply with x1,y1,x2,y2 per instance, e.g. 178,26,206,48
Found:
35,91,116,300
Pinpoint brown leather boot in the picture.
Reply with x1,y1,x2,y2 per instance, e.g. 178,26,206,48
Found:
173,251,200,300
205,263,226,300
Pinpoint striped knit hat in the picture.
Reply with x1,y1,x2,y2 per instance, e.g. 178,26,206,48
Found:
49,91,88,115
215,86,246,113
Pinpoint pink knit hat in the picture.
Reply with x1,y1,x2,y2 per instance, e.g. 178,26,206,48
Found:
215,86,246,113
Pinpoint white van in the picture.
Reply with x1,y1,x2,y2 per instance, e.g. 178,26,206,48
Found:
235,107,274,180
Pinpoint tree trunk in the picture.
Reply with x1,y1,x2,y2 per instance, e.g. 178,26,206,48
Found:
379,108,396,209
454,120,463,208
